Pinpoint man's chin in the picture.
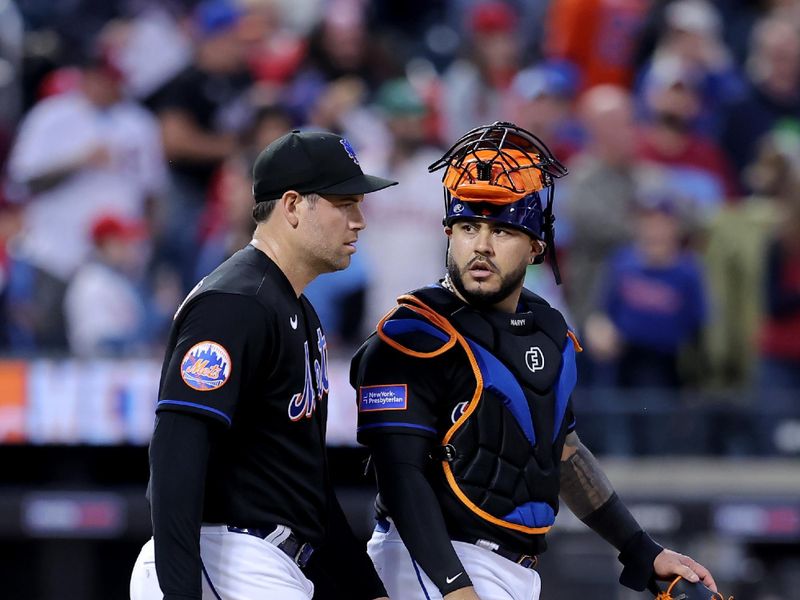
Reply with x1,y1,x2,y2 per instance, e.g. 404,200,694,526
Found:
319,255,351,274
334,256,351,271
463,280,499,296
462,273,499,291
460,283,504,305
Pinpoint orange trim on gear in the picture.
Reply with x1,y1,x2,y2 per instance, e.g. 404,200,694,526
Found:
382,294,553,536
376,301,457,358
441,462,552,535
567,330,583,352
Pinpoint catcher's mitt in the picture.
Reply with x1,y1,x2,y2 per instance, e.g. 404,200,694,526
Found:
655,576,733,600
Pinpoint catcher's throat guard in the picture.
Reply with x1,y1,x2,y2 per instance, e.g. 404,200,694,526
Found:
428,121,568,280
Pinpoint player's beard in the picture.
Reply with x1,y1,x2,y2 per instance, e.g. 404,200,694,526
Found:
446,253,528,310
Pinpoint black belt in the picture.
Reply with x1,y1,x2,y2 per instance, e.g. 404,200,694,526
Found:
470,538,538,569
226,525,315,568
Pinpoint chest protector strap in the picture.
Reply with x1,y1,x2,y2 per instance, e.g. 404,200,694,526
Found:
377,293,560,535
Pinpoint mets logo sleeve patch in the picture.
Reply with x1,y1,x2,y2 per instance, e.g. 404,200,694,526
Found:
158,293,273,427
180,341,232,391
359,385,408,412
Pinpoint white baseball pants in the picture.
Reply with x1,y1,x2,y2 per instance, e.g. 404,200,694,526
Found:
366,519,541,600
129,525,314,599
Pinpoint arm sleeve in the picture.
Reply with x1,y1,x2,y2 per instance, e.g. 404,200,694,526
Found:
149,411,217,600
370,433,473,596
352,334,475,594
560,436,663,592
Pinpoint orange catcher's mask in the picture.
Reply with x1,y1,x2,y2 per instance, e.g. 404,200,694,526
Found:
428,121,568,282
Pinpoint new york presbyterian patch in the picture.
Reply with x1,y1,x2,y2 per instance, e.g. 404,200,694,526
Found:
359,384,407,412
181,341,232,391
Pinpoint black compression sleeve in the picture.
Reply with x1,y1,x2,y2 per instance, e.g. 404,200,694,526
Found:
370,433,473,595
317,486,388,599
582,493,663,591
150,412,214,600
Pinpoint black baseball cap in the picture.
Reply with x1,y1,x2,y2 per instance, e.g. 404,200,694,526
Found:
252,130,397,202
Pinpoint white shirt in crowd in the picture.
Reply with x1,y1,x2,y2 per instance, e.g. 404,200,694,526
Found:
64,261,145,357
361,147,448,330
8,91,166,280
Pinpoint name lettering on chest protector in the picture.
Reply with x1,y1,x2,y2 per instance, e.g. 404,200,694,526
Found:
288,328,330,420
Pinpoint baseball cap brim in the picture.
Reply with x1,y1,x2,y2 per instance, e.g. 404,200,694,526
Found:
315,173,398,196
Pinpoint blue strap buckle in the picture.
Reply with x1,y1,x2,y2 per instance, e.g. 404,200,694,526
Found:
294,542,314,568
517,554,538,569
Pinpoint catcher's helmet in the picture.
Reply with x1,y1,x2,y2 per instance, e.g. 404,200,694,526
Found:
428,121,568,282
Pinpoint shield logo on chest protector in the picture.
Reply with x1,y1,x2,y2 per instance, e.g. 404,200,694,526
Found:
525,346,545,372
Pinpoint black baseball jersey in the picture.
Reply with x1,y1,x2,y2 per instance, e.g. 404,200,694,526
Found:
156,243,330,543
351,284,577,556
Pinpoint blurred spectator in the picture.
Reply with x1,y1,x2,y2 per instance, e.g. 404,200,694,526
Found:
544,0,649,91
440,0,521,141
720,17,800,188
770,0,800,26
110,7,193,101
561,85,639,335
703,125,798,387
63,215,151,357
302,75,391,176
247,103,294,156
306,76,366,136
357,78,446,332
36,66,82,99
758,191,800,389
0,192,23,350
510,60,583,162
585,195,707,389
637,56,740,219
0,0,23,170
192,103,293,303
18,0,119,56
445,0,552,64
246,0,307,91
266,0,324,34
285,1,390,121
194,154,257,281
754,179,800,454
302,0,375,83
6,46,166,351
150,0,252,289
634,0,744,137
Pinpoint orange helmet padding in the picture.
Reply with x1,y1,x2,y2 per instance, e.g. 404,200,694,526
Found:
442,149,547,205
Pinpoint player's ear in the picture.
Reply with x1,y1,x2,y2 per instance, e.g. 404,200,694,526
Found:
280,190,302,227
530,239,546,263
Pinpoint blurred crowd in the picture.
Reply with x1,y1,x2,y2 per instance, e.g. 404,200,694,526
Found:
0,0,798,406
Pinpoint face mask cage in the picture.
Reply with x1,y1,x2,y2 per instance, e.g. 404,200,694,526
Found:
429,121,569,283
429,121,568,199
